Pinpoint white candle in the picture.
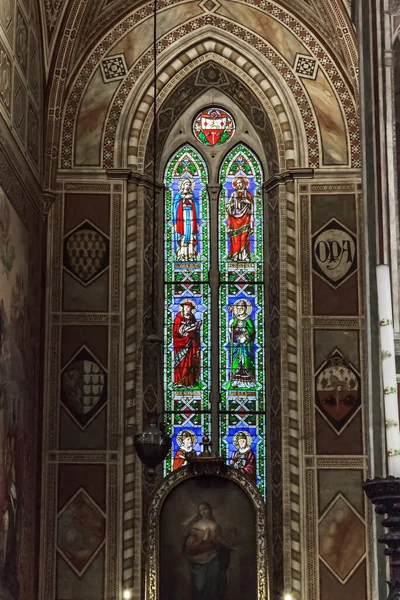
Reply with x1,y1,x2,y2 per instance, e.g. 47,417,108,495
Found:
377,264,400,476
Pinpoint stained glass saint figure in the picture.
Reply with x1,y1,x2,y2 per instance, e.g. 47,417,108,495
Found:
230,431,256,480
173,299,201,387
226,176,253,261
228,299,255,387
173,176,199,261
173,429,197,470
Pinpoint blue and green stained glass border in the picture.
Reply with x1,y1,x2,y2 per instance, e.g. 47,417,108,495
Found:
218,144,263,281
164,144,209,282
219,284,265,410
164,412,211,475
164,283,210,412
219,412,266,498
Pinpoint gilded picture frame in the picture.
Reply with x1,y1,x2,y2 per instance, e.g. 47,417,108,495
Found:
146,466,268,600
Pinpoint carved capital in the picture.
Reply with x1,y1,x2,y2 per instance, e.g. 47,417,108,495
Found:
128,171,164,193
206,183,222,202
106,168,132,180
42,190,57,217
263,168,314,192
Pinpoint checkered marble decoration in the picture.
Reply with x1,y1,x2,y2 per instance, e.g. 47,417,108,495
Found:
100,54,128,83
294,54,318,80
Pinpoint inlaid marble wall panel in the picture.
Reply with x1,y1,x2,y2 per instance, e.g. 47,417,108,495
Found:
310,193,359,315
303,70,348,165
55,463,108,600
318,469,367,597
60,325,109,450
41,183,125,600
301,180,369,600
0,0,43,177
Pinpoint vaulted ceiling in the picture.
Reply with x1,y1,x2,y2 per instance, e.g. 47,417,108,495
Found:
39,0,353,78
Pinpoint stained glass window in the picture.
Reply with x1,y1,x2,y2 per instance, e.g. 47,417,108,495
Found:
218,144,266,496
164,145,210,473
193,107,235,146
164,137,266,497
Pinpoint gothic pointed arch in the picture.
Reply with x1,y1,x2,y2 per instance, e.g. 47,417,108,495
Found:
218,142,266,493
39,2,371,600
163,143,210,471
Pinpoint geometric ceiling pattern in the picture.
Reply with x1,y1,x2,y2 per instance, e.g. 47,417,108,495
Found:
39,0,354,77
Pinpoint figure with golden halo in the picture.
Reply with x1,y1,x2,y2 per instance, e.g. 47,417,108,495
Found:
230,431,256,481
173,176,199,261
173,429,197,470
173,299,201,387
228,299,255,387
225,176,253,261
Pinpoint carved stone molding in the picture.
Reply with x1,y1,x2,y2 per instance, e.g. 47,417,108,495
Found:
206,183,222,203
125,170,164,192
42,190,56,216
391,0,400,15
263,168,315,192
106,168,131,181
146,466,268,600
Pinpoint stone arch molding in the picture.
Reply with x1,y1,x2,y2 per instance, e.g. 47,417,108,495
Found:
60,5,358,173
122,42,305,174
146,466,268,600
105,18,350,171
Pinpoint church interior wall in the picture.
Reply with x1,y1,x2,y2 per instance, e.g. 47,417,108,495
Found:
0,0,384,599
0,0,45,599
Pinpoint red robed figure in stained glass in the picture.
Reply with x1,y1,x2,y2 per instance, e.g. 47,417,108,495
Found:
173,300,201,387
230,431,256,480
226,176,253,261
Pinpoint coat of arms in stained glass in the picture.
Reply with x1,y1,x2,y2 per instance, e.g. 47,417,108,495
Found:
193,107,235,146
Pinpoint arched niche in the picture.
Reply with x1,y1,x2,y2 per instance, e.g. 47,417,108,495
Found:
146,466,268,600
159,89,267,182
142,60,280,180
129,55,281,598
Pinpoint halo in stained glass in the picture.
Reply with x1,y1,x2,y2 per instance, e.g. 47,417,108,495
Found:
193,107,235,147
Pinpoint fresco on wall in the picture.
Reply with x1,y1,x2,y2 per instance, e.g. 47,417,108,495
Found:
0,187,28,600
160,476,257,600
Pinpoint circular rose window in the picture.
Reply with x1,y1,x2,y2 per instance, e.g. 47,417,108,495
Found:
192,107,235,146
